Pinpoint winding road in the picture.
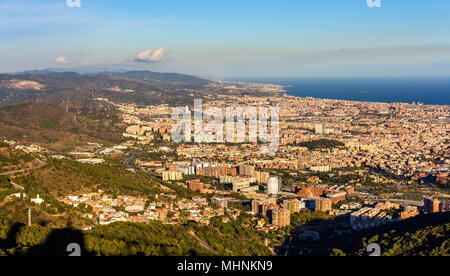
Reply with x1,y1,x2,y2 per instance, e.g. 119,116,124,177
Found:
188,231,217,254
123,150,145,171
0,156,46,176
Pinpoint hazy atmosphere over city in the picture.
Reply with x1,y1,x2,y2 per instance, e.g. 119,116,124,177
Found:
0,0,448,264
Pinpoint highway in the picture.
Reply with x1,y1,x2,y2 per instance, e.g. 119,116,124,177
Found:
123,149,145,171
0,155,46,176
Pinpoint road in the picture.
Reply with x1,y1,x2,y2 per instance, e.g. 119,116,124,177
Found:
0,156,46,176
0,168,29,176
188,231,217,254
387,198,424,207
123,150,145,171
122,149,177,193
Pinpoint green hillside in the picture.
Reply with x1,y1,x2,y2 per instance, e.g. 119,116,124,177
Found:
0,102,124,151
0,215,273,256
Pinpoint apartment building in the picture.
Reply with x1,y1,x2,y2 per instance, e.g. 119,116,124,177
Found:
270,208,291,228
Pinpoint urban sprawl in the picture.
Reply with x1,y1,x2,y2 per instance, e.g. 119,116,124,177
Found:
2,81,449,238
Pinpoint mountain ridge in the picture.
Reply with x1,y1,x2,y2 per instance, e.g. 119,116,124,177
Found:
11,69,211,87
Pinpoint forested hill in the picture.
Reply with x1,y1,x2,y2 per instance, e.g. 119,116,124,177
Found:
98,71,211,87
0,215,273,256
3,69,211,89
0,70,212,107
0,102,124,150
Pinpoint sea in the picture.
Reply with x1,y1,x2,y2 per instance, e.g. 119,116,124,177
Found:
226,77,450,106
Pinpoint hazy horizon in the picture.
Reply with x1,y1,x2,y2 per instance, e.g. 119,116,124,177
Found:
1,0,450,78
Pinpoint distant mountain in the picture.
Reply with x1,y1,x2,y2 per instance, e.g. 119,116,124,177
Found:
19,66,128,75
0,70,214,107
0,71,162,93
98,70,211,87
14,69,211,88
19,69,58,75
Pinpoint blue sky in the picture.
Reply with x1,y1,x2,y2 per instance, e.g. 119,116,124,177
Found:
1,0,450,78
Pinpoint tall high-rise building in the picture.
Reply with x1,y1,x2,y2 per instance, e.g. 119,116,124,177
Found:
239,165,255,177
400,206,419,219
307,197,332,212
160,170,183,181
252,198,277,217
283,199,303,213
252,200,260,215
424,197,440,213
315,124,324,134
267,177,279,195
254,171,270,184
271,208,290,227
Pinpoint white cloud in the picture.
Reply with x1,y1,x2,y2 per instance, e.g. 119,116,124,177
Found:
132,48,167,63
55,56,70,64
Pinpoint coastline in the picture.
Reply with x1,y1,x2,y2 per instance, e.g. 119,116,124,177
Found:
226,77,450,106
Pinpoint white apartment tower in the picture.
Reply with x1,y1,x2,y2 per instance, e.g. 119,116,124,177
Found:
267,177,280,195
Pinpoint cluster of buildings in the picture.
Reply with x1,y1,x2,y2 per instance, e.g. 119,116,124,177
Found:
13,144,45,154
250,195,337,229
90,86,449,234
348,196,450,230
424,196,450,213
2,84,448,239
292,184,355,207
251,198,291,228
68,143,129,164
60,191,238,226
186,95,447,186
115,94,447,187
152,160,278,195
61,192,147,225
101,86,449,187
349,207,392,230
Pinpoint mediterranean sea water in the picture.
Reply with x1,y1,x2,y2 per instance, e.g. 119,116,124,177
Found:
227,77,450,105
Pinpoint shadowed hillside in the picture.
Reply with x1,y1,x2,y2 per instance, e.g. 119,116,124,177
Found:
0,218,272,256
